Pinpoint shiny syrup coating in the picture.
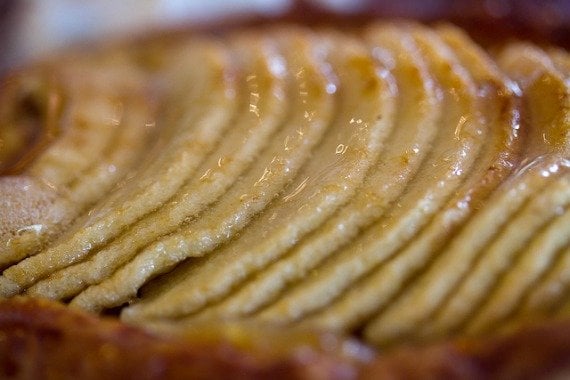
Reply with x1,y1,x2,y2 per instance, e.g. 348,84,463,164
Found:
0,3,569,378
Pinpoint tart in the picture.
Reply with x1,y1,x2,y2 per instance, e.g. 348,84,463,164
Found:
0,1,569,378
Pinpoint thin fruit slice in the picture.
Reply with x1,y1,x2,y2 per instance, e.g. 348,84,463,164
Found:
305,24,521,336
70,28,338,312
28,34,289,300
27,55,132,189
498,43,569,157
123,30,397,321
522,244,570,317
466,207,570,335
414,169,570,342
0,54,155,266
181,24,441,321
255,24,483,325
0,40,239,293
65,90,155,209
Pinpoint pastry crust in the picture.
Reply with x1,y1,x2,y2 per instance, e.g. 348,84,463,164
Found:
0,297,365,379
3,297,570,379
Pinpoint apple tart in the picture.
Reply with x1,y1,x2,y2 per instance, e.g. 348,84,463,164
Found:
0,18,569,378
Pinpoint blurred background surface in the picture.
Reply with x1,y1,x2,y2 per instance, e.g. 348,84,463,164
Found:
1,0,569,73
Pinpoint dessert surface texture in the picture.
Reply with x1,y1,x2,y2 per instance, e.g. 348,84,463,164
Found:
0,21,569,378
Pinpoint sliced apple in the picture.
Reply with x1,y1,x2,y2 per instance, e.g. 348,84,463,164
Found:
0,54,156,267
417,165,570,341
521,242,570,316
70,28,338,312
254,24,483,326
1,40,239,291
467,204,570,334
353,24,522,344
28,33,290,300
179,23,443,322
498,43,569,157
123,29,397,322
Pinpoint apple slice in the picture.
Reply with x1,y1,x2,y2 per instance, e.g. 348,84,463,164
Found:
1,40,239,293
418,173,570,336
0,54,156,267
28,33,290,301
521,244,570,317
124,29,397,322
254,24,484,326
353,24,522,344
174,23,441,322
498,43,569,157
71,27,338,312
27,55,129,189
467,205,570,335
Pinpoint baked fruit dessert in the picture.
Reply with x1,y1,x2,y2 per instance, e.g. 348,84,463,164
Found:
0,4,569,378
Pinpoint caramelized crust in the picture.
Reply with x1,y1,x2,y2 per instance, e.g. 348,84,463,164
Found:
362,318,570,380
4,297,570,379
0,297,363,380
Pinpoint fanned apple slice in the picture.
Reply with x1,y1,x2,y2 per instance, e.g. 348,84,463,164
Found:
0,68,61,175
255,24,484,325
548,248,570,319
408,44,570,342
412,169,570,342
304,24,521,336
26,56,130,189
0,40,239,292
61,50,161,209
70,28,338,312
466,206,570,335
0,54,156,265
498,43,569,157
0,83,155,268
179,24,441,321
493,241,570,335
549,47,570,75
327,24,520,342
123,30,397,322
419,157,567,342
28,34,289,300
65,92,155,208
521,241,570,316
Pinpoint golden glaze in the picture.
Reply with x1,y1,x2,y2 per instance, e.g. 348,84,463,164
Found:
0,22,568,348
